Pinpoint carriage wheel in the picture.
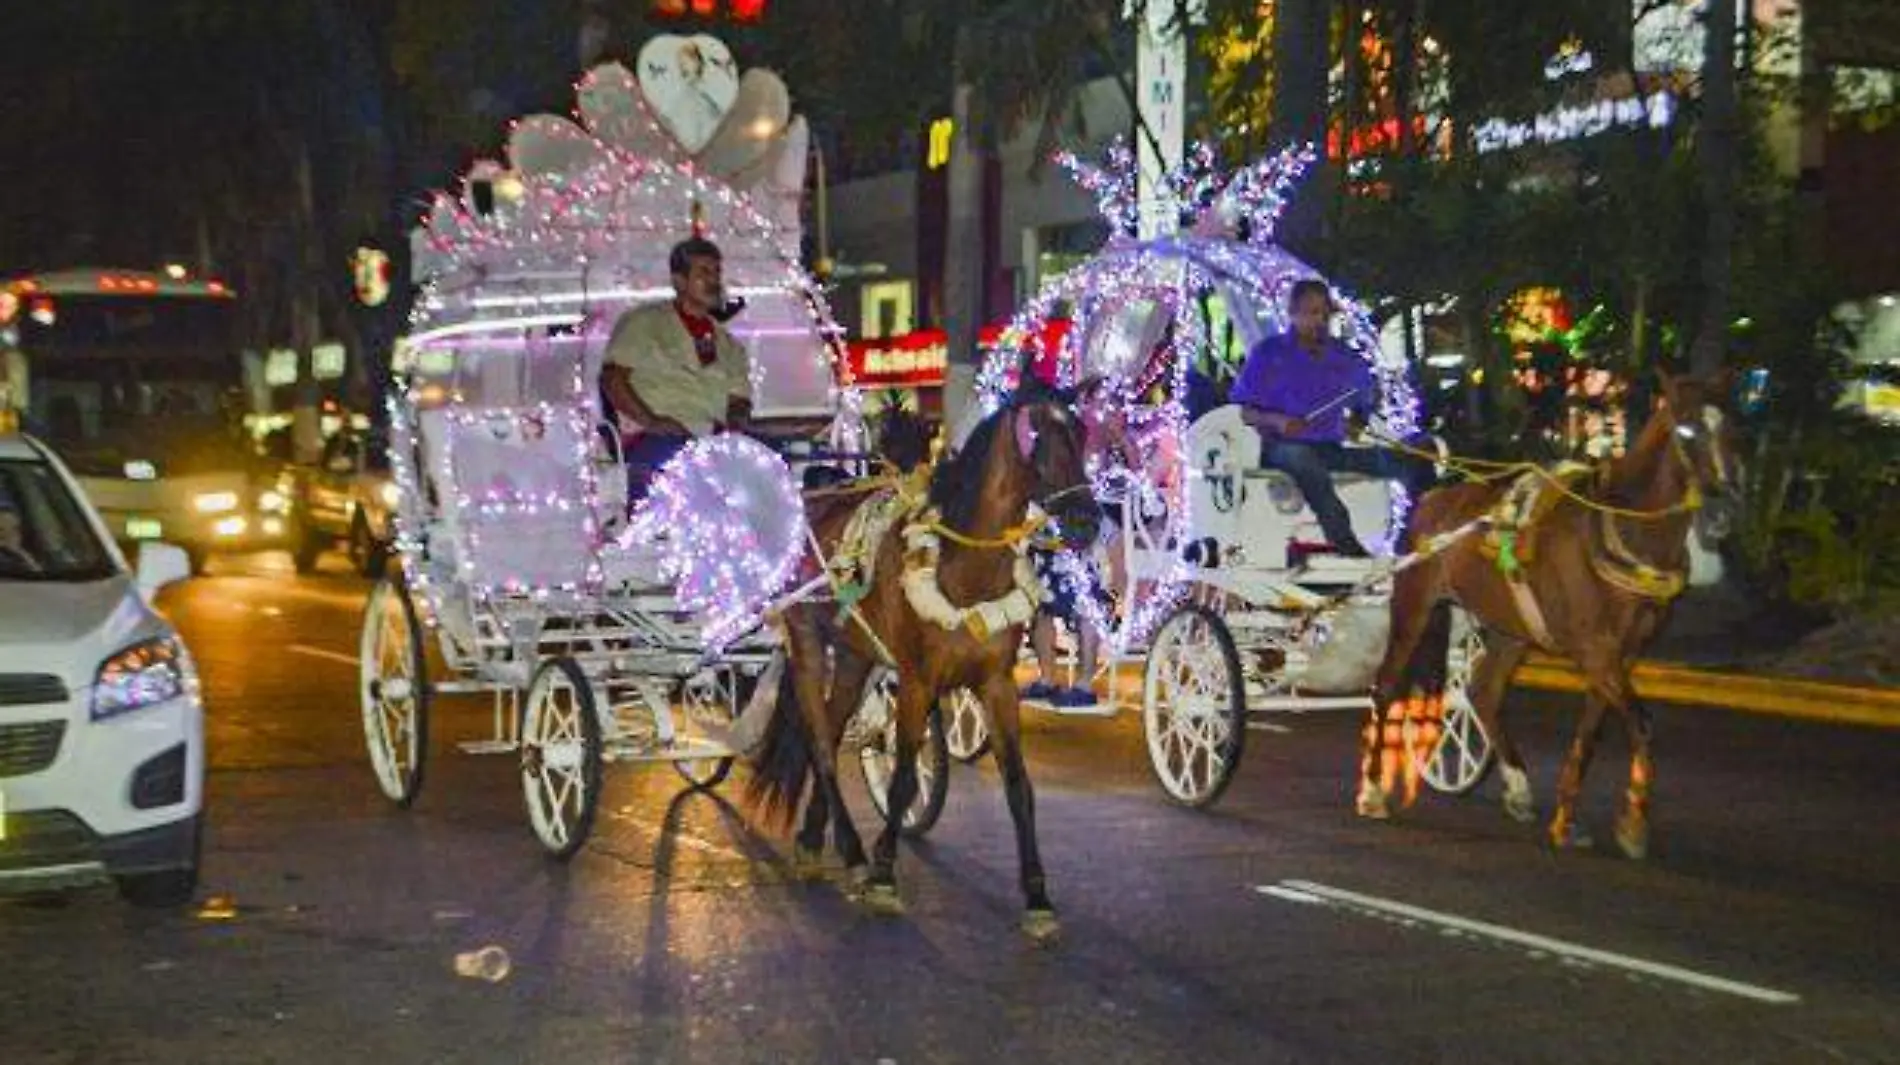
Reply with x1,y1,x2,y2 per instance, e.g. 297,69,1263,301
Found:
1142,602,1246,808
1417,620,1495,795
359,576,429,807
674,668,736,790
941,687,990,763
856,669,950,838
521,657,603,860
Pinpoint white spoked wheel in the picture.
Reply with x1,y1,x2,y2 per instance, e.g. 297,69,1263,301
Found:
856,669,950,838
1143,602,1247,808
673,668,737,790
1417,618,1495,795
521,657,603,860
359,577,429,807
941,687,989,763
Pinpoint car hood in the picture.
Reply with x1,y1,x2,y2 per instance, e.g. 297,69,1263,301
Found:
0,576,167,689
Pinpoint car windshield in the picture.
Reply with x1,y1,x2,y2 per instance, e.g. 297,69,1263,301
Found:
0,457,117,582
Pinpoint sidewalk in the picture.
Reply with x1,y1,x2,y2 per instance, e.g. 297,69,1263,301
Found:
1514,580,1900,728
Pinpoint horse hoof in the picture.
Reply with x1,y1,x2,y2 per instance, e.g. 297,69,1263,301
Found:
1548,821,1593,850
1614,815,1650,861
1021,909,1061,946
1503,794,1537,824
1355,787,1391,821
858,881,906,916
792,845,826,881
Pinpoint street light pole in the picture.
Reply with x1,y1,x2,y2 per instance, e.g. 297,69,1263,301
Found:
811,140,832,279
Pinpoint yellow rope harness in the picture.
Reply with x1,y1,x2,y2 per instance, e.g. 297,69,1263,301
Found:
1365,430,1703,522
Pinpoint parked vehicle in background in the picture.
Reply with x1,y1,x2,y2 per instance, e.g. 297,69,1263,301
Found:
283,427,395,577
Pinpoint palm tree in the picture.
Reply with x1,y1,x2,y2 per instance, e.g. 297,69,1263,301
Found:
1690,0,1740,376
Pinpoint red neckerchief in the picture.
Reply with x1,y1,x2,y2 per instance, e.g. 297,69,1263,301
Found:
674,301,718,367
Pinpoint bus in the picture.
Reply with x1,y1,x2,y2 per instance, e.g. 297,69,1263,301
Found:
0,268,292,573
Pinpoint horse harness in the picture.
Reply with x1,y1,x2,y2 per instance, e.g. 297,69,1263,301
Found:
812,467,1052,666
1475,437,1701,648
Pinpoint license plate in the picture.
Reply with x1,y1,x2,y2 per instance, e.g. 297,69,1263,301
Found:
126,518,163,540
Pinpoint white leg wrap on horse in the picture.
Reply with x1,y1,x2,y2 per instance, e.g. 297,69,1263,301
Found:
1355,779,1390,819
1500,763,1535,821
1501,764,1530,800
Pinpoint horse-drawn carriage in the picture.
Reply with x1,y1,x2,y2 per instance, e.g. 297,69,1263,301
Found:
357,53,877,857
927,143,1735,855
916,144,1494,809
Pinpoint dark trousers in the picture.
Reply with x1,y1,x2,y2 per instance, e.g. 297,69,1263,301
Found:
625,433,691,508
1260,439,1432,552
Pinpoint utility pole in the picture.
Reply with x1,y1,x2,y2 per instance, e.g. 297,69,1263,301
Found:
292,138,324,465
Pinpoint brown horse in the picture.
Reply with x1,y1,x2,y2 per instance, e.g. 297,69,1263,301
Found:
746,386,1101,939
1357,372,1740,858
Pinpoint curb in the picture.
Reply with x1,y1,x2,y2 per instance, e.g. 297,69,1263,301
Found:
1512,656,1900,729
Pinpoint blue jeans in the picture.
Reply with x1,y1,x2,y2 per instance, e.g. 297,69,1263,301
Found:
1260,439,1430,552
625,433,691,508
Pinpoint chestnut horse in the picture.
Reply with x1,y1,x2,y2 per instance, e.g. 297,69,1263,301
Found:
1358,372,1740,858
746,386,1100,939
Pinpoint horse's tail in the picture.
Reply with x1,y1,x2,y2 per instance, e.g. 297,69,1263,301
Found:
1405,598,1455,698
743,662,811,830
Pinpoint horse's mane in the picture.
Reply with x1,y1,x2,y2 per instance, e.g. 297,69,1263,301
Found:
930,405,1009,533
931,381,1074,531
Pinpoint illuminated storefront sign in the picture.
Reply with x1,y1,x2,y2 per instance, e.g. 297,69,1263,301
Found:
1474,91,1677,154
846,332,949,388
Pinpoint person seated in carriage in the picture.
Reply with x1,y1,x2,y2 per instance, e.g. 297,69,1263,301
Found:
1233,279,1431,557
599,235,753,502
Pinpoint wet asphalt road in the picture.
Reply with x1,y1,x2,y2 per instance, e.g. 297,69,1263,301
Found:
3,554,1898,1064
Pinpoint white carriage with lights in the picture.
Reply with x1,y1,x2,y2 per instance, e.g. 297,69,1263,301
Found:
356,45,900,858
939,144,1491,808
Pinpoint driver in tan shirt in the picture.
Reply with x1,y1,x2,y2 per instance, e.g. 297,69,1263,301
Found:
600,236,752,501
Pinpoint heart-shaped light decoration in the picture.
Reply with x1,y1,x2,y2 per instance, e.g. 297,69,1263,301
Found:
637,34,740,154
506,114,607,182
577,62,681,163
695,68,791,181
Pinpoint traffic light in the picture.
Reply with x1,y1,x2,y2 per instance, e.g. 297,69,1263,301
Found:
649,0,766,20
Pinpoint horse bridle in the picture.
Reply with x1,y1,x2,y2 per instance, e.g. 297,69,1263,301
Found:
1661,400,1739,512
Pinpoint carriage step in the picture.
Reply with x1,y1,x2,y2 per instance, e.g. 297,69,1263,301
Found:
457,740,520,755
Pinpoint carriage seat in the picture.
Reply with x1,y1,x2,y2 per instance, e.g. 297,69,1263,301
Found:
1185,405,1400,565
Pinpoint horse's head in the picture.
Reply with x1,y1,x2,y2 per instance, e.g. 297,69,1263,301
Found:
1658,370,1744,534
1009,387,1103,551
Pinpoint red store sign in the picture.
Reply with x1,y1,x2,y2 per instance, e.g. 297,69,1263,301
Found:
843,319,1072,389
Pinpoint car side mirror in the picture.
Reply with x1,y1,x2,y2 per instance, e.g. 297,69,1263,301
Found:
137,542,192,596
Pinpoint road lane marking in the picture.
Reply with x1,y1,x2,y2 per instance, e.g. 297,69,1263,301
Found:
1255,878,1802,1005
288,644,359,667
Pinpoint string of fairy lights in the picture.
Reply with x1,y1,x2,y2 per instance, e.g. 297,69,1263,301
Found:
980,140,1422,654
621,435,809,652
387,61,835,639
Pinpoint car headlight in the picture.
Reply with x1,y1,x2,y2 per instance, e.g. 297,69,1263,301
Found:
91,637,195,720
379,482,401,508
258,489,288,513
193,491,240,514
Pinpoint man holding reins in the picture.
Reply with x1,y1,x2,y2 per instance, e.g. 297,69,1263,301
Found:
1233,278,1430,557
599,236,753,502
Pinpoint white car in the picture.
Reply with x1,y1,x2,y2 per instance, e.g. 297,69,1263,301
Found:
0,431,203,906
